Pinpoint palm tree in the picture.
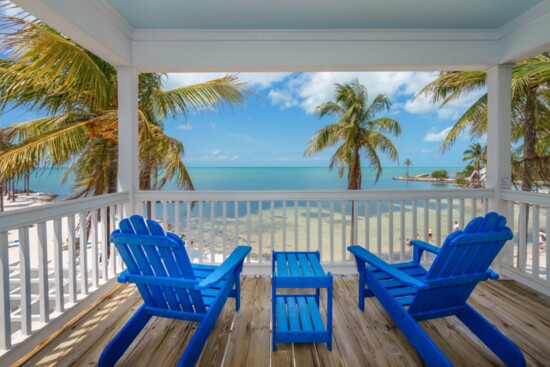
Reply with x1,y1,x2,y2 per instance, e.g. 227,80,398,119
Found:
462,143,486,171
462,143,486,188
415,52,550,192
403,158,413,177
0,15,248,200
305,80,401,243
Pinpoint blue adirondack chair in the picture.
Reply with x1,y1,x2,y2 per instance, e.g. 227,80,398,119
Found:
98,215,251,367
348,212,525,367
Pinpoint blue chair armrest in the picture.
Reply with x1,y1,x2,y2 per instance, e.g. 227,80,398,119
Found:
196,246,251,290
410,240,440,254
348,246,428,290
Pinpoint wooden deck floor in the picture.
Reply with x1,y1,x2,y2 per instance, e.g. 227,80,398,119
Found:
17,276,550,367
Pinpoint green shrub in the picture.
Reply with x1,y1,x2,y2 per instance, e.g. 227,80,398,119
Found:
455,177,468,186
431,169,449,179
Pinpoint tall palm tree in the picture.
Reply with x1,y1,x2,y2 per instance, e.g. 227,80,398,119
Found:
403,158,413,177
0,15,248,199
305,80,401,243
415,53,550,192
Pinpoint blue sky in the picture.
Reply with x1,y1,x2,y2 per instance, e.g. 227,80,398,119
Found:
161,71,485,167
0,71,485,168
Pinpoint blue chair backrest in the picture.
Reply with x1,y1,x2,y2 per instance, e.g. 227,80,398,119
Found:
408,212,512,316
111,215,206,314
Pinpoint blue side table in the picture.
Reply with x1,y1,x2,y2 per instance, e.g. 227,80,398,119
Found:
272,251,333,351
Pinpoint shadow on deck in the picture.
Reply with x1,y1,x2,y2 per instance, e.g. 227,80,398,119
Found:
16,276,550,367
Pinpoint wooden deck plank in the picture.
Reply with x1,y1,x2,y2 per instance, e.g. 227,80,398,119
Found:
15,277,550,367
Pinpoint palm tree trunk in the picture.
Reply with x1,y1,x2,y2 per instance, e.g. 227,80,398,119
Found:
519,86,537,248
348,147,362,245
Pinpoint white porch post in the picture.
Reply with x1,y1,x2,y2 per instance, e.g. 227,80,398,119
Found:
486,65,512,268
117,67,140,216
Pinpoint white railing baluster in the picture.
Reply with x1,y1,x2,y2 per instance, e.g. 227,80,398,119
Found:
389,200,394,262
67,215,77,304
246,201,251,263
53,218,64,312
151,200,156,220
376,200,382,257
19,227,31,335
270,201,274,252
186,201,192,239
353,200,358,249
198,201,204,264
412,199,417,244
294,201,298,252
436,199,441,246
459,198,465,230
484,198,489,214
234,201,239,252
365,200,370,251
37,222,49,323
318,201,322,259
532,205,540,279
0,231,10,350
175,201,180,235
79,212,88,296
424,199,429,243
507,201,515,266
340,201,345,263
329,201,334,262
447,198,453,235
400,200,405,261
222,201,227,260
282,201,287,252
162,201,168,229
258,201,263,263
91,210,99,288
306,201,310,252
471,198,477,218
100,207,108,282
518,203,527,272
109,206,117,276
211,201,215,264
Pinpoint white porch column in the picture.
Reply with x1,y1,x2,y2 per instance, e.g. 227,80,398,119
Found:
486,65,512,269
117,67,140,216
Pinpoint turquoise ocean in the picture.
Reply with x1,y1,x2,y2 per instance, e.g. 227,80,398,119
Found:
24,166,463,200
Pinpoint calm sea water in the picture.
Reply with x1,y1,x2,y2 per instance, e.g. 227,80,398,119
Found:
22,166,462,200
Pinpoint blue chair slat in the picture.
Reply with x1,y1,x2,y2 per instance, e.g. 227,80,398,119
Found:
307,253,325,276
297,297,314,331
297,254,313,276
306,296,326,331
276,297,289,332
277,253,289,277
287,253,301,277
348,212,525,367
100,215,251,367
118,219,168,309
287,297,301,331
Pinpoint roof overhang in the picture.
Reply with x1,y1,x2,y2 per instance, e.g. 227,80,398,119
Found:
11,0,550,72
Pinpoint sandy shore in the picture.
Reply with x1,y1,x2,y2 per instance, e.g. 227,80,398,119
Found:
393,175,456,183
2,192,57,212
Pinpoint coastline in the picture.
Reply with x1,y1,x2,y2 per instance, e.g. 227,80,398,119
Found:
393,175,456,183
2,192,57,212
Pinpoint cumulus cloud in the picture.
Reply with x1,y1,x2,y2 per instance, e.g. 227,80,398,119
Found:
211,149,221,156
267,72,439,114
406,87,485,119
424,126,453,142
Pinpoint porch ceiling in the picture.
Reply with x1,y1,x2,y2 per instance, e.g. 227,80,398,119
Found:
10,0,550,72
106,0,541,30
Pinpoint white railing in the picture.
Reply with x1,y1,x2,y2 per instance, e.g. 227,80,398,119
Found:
135,189,493,272
501,190,550,295
0,192,129,363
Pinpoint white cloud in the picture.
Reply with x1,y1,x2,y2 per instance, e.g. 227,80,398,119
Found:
405,87,485,119
267,72,439,114
424,126,453,142
211,149,220,156
177,123,193,130
230,155,239,161
225,132,263,145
